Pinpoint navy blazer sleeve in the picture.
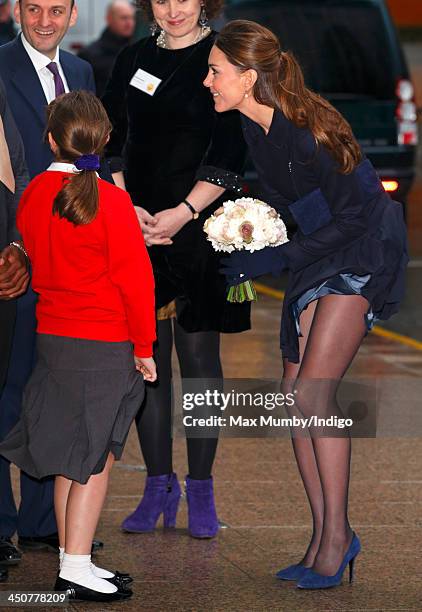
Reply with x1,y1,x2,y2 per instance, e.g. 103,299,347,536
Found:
196,110,247,192
0,80,29,243
281,140,367,272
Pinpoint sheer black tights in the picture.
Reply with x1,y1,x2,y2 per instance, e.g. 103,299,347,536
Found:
282,294,369,575
135,318,222,480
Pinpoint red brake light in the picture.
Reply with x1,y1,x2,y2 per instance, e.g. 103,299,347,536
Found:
397,121,418,146
396,79,418,146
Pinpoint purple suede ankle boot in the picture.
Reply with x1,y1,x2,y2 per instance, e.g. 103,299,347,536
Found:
121,473,181,533
186,476,219,539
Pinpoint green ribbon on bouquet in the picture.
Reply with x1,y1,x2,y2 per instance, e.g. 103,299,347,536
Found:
227,280,258,303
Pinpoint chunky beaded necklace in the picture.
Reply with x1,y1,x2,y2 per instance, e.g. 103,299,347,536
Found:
156,25,211,49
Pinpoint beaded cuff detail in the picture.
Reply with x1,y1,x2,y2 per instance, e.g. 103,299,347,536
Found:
196,165,244,193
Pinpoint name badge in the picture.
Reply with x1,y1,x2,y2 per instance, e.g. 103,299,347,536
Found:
130,68,162,96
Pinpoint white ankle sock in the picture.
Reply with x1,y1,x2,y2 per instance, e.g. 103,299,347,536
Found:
91,563,115,579
59,553,117,594
59,547,114,579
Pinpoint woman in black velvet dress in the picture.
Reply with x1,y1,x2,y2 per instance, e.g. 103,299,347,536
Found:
206,21,408,589
102,0,250,538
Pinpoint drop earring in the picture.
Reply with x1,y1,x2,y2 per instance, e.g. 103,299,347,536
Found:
150,20,160,36
199,4,209,27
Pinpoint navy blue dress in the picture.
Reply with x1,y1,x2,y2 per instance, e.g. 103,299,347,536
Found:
241,109,409,363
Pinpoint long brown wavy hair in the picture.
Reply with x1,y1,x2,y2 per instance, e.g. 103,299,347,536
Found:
215,20,362,173
45,91,111,225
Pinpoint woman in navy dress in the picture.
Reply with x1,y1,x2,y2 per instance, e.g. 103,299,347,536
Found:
204,20,408,589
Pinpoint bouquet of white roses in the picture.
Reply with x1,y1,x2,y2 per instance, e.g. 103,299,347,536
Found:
204,197,288,303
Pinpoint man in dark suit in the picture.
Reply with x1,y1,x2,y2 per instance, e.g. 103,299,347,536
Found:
0,77,29,581
0,0,103,558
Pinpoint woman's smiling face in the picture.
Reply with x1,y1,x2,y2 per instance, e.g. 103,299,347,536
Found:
151,0,202,40
203,46,251,113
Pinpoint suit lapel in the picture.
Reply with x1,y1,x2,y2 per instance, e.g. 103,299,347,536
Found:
10,37,48,126
60,51,80,91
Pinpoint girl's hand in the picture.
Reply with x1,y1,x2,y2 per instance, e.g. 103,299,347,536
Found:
149,204,192,240
134,356,157,382
134,206,173,246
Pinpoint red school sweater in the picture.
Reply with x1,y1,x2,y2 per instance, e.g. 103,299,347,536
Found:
17,170,156,358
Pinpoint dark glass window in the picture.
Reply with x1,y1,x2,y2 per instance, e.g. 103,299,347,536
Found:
225,0,397,99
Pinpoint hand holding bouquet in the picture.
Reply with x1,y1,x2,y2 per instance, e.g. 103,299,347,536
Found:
203,198,288,303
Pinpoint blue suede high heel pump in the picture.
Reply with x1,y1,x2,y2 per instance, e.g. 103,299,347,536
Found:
297,532,361,589
275,563,309,581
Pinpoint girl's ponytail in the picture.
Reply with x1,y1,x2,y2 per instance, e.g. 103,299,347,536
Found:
53,154,101,225
46,91,111,226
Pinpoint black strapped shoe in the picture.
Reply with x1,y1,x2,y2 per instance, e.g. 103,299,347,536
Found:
0,537,22,565
54,576,132,602
107,571,133,587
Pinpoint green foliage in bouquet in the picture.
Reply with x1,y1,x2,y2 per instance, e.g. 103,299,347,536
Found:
227,280,257,303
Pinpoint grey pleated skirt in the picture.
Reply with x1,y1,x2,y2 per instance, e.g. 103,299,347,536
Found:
0,334,145,484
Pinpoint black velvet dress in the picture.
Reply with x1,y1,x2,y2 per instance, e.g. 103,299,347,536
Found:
102,32,251,333
241,109,409,363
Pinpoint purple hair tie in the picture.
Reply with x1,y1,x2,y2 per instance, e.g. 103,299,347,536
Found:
74,154,100,171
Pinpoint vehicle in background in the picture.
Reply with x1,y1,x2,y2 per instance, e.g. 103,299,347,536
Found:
224,0,418,209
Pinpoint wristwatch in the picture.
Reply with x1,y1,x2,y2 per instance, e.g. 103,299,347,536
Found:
183,199,199,220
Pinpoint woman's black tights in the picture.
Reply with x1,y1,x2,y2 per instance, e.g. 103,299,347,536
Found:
135,318,222,480
282,294,369,576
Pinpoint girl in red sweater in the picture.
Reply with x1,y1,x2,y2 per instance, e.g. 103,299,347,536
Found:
0,91,156,602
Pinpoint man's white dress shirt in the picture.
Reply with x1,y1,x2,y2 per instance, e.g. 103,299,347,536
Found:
21,34,69,103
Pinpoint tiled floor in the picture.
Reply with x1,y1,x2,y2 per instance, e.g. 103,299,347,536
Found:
2,295,422,611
